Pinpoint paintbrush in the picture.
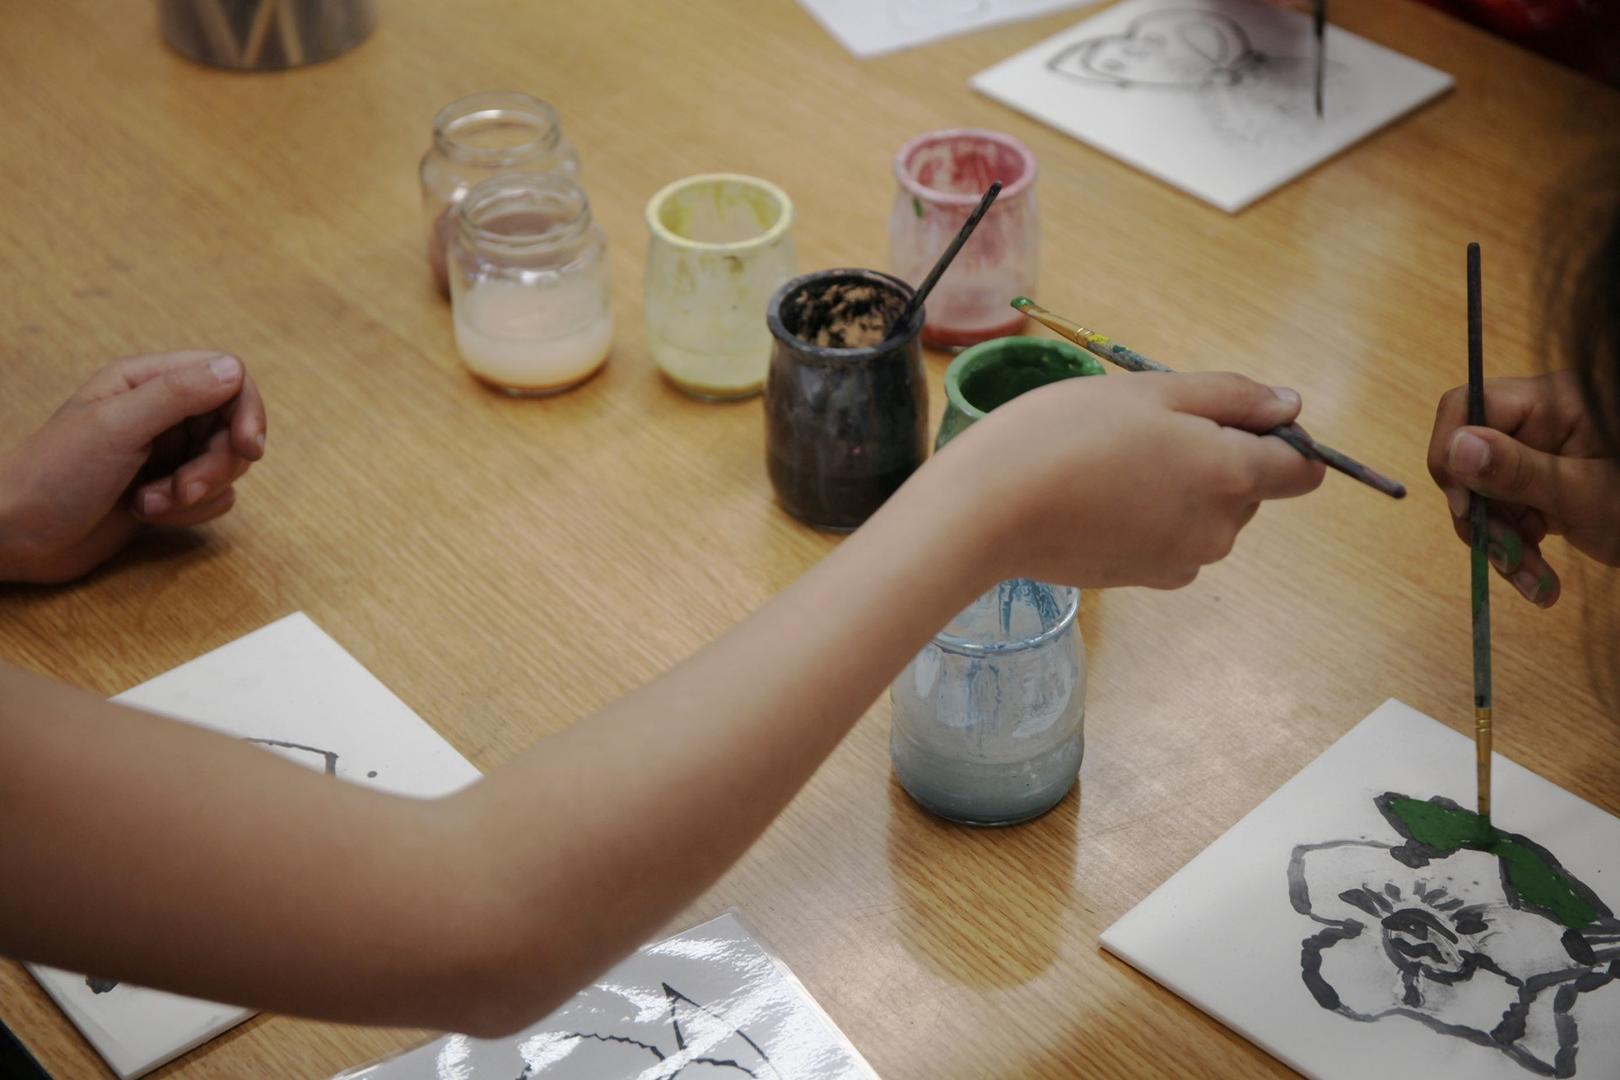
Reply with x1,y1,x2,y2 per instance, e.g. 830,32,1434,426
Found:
1466,242,1492,825
887,181,1001,341
1010,296,1408,499
1314,0,1326,118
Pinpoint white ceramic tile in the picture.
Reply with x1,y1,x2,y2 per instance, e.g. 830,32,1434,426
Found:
972,0,1452,211
1102,699,1620,1079
797,0,1101,59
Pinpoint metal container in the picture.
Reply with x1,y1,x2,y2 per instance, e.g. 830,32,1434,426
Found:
159,0,376,71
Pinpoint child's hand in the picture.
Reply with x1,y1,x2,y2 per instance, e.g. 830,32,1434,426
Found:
0,351,266,584
941,371,1326,590
1427,369,1620,607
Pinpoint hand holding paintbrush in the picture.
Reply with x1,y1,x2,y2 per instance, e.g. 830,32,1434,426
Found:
1010,297,1407,499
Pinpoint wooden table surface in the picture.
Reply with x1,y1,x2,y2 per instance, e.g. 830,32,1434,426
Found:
3,1,1618,1076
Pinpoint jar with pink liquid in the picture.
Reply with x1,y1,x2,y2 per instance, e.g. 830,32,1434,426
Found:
889,129,1038,349
420,92,580,296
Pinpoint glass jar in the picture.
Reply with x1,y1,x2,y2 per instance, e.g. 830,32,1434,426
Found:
889,128,1038,349
420,91,580,295
448,174,612,396
764,268,928,530
644,173,797,400
891,579,1084,826
890,337,1101,825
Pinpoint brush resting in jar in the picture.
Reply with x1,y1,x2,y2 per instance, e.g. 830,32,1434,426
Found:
890,129,1039,349
764,270,928,531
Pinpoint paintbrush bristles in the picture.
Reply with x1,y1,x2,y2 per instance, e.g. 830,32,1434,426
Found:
1010,297,1166,371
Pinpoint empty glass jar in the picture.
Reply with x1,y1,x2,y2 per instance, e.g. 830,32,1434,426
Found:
891,580,1084,826
420,91,580,295
448,174,612,396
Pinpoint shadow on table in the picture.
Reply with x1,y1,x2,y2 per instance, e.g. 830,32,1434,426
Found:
0,528,215,604
884,771,1080,989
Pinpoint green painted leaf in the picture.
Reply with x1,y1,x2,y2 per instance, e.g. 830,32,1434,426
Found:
1384,796,1600,930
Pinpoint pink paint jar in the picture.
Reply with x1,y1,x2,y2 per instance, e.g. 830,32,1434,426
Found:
889,129,1038,349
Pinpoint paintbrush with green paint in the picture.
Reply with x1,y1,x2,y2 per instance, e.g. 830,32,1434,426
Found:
1467,241,1492,825
1010,296,1408,499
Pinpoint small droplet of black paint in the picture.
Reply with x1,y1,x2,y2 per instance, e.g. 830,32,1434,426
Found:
367,770,378,778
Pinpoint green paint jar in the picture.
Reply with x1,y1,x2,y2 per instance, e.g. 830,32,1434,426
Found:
935,335,1104,449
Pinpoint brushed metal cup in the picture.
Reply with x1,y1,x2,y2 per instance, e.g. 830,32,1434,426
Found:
159,0,376,71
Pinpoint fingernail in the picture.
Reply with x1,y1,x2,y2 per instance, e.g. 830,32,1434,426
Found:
140,491,168,515
209,355,242,384
1449,431,1490,478
1512,569,1538,600
1511,569,1555,605
1490,526,1524,572
254,432,266,454
183,480,206,505
1270,385,1301,409
1488,544,1508,574
1445,486,1469,519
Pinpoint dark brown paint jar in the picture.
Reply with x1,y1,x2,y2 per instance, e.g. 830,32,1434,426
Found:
764,269,928,531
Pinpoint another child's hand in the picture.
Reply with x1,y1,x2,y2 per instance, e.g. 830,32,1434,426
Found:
942,371,1326,590
0,351,267,584
1427,369,1620,607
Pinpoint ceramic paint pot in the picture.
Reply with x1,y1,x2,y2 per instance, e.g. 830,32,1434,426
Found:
935,335,1104,449
764,269,927,531
644,173,797,400
889,129,1039,350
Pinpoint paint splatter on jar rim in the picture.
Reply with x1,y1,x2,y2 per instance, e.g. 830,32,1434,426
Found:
894,128,1039,207
645,172,795,254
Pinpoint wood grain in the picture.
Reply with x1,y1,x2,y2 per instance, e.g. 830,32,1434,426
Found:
1,1,1617,1076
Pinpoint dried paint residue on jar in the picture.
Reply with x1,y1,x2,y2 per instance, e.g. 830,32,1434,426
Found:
449,175,611,396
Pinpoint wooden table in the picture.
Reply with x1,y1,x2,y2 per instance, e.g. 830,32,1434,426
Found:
3,1,1617,1076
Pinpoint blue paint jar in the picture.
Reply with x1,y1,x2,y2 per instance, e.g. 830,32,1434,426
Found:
890,578,1084,826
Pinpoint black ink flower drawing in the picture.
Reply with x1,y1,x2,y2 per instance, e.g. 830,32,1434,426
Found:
517,983,783,1079
1290,793,1620,1077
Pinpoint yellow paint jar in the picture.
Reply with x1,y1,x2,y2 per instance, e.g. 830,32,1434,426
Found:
644,174,796,400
